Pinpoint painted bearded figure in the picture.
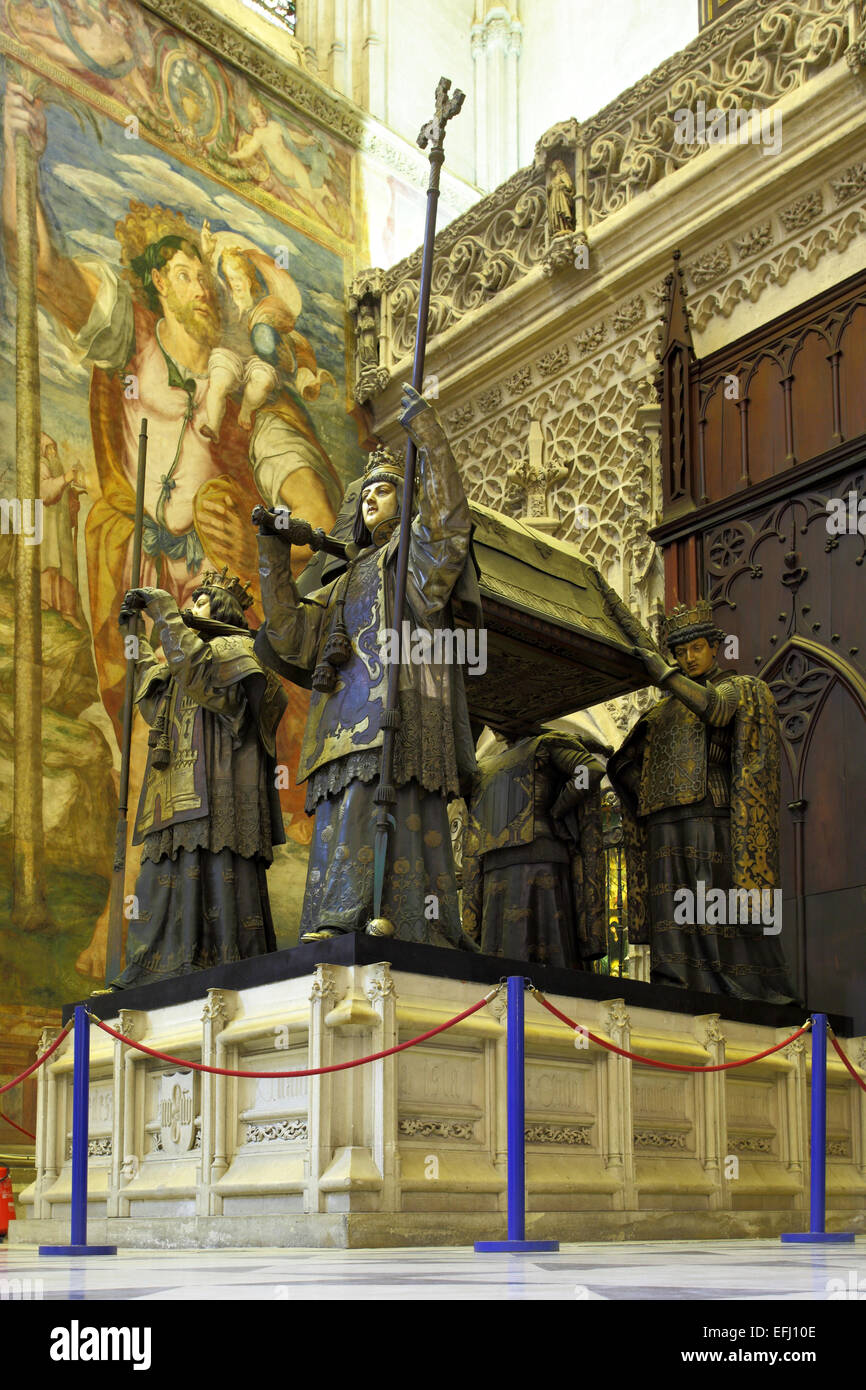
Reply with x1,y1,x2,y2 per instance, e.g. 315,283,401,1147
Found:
112,569,287,987
256,386,481,948
609,601,796,1003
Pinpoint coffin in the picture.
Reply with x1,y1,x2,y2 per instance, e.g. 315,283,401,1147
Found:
272,486,648,733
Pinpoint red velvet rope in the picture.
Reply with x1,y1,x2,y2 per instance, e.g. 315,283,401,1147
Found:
0,1110,36,1141
830,1034,866,1093
534,992,811,1072
89,994,494,1077
0,1020,74,1095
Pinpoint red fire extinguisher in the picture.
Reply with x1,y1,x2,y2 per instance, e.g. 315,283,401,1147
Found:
0,1165,15,1240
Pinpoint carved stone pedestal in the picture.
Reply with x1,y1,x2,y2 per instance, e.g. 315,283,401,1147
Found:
11,939,864,1248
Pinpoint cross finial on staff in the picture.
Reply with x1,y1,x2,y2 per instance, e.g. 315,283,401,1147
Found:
417,76,465,153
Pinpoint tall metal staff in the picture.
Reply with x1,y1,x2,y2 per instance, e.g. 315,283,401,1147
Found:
105,421,148,983
369,78,464,934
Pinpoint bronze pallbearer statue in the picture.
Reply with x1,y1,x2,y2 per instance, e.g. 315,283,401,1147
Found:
609,600,796,1002
256,386,481,949
462,729,608,968
112,570,287,987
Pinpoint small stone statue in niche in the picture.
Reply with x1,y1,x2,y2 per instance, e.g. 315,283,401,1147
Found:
461,728,608,968
546,158,575,237
608,600,796,1002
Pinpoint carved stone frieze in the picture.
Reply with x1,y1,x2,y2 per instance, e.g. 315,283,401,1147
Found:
581,0,849,225
246,1118,308,1143
536,345,570,378
575,321,608,357
612,296,645,333
451,323,663,629
310,965,339,1002
524,1124,592,1145
827,1138,850,1157
448,403,475,430
66,1137,112,1159
37,1027,60,1055
398,1118,475,1140
377,0,851,354
779,190,825,232
384,163,547,356
729,1134,773,1153
202,990,234,1028
478,386,503,414
732,222,774,259
688,204,866,332
830,161,866,204
633,1130,688,1149
606,1000,630,1034
364,963,396,1002
506,366,532,397
687,245,731,288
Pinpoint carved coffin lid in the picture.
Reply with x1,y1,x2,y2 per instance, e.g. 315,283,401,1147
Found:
460,502,647,734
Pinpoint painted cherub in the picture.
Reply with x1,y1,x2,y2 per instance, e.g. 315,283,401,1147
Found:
198,223,334,441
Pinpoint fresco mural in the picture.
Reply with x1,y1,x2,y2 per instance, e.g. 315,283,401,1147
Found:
0,0,365,1008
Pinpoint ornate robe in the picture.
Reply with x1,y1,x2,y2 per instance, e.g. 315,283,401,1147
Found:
608,666,796,1002
114,594,287,987
257,428,482,947
462,732,607,967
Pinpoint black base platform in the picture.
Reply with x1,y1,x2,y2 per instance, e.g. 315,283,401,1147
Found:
69,934,851,1034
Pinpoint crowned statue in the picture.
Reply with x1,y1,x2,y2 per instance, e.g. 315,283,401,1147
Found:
255,385,481,948
111,568,288,988
608,601,796,1002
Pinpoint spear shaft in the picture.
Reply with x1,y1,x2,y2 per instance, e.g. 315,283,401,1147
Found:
105,420,148,982
370,79,464,928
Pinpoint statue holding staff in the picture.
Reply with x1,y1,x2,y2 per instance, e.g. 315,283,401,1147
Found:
255,386,481,947
111,569,287,987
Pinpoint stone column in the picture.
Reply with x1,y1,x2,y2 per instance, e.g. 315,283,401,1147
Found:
33,1027,60,1219
604,999,634,1209
116,1010,145,1218
471,6,522,191
360,0,386,121
200,990,236,1217
695,1014,727,1209
308,964,339,1214
783,1031,808,1211
364,963,398,1212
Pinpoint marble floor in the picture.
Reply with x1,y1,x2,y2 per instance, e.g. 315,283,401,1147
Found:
2,1238,865,1300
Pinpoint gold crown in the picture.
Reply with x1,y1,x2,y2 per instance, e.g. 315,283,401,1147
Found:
196,565,254,611
362,443,404,491
663,600,724,648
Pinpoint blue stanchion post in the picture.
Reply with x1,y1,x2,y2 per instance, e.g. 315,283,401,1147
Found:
781,1013,854,1245
40,1005,116,1257
476,976,559,1253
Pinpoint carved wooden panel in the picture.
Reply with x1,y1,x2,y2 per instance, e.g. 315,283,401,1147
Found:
696,464,866,1024
691,272,866,507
